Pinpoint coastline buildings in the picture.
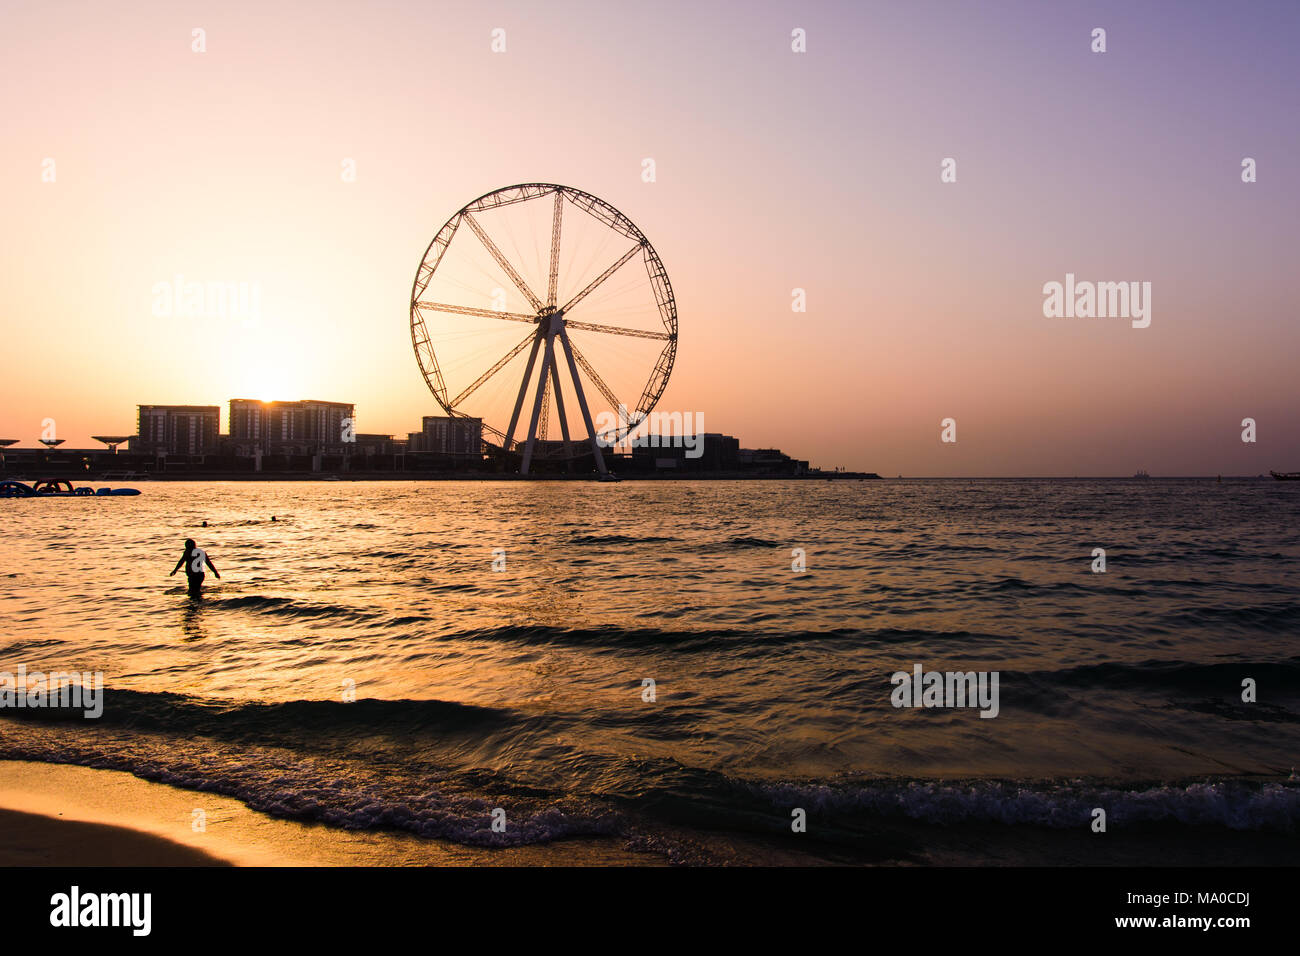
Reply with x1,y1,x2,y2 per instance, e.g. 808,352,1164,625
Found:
14,398,819,477
134,405,220,455
626,433,806,475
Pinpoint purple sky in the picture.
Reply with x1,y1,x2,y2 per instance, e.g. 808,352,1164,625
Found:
1,0,1296,474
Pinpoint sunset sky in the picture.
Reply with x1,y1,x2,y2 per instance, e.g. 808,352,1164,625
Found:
2,0,1296,476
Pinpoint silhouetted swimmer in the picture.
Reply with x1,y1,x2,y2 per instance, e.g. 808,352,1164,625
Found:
170,537,220,598
271,516,277,522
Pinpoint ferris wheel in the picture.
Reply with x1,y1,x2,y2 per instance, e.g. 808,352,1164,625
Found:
409,184,677,475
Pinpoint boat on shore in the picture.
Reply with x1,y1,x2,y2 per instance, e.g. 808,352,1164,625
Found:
1270,470,1300,481
0,478,141,498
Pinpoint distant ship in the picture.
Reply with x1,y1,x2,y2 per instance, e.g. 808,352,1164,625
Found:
1133,469,1151,479
1270,470,1300,481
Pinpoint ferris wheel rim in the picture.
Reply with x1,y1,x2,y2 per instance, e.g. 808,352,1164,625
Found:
408,183,678,453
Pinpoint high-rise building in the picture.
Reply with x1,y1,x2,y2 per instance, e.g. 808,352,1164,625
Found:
229,399,355,451
299,400,354,443
419,415,482,456
135,405,220,454
229,399,269,445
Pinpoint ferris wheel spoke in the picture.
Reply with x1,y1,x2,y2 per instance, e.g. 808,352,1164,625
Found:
547,191,562,309
449,332,537,408
559,243,642,315
565,340,626,423
415,301,537,325
565,320,672,341
462,212,545,313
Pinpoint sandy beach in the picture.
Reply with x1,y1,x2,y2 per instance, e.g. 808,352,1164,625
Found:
5,759,1297,868
0,760,661,866
0,760,871,867
0,808,229,867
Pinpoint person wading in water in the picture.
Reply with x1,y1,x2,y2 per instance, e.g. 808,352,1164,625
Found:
170,538,221,597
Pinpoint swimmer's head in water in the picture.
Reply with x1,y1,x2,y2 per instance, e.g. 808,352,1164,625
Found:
184,538,196,551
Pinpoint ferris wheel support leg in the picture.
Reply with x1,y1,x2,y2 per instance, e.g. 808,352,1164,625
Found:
520,333,555,476
548,347,575,466
557,327,609,476
504,331,545,455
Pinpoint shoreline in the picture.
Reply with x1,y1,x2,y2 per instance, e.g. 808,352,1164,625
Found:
3,760,1297,867
0,761,663,867
1,474,1281,483
1,472,879,482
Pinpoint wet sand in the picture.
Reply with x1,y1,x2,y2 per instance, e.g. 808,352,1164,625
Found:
0,760,662,866
3,760,1294,866
0,808,230,866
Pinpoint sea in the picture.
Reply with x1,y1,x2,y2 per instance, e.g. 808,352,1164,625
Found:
2,478,1298,864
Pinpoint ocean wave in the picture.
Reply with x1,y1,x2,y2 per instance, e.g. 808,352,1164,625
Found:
0,688,524,738
3,720,1295,847
1160,601,1300,630
450,623,1014,651
719,536,778,549
569,534,675,545
210,594,382,624
746,777,1300,831
0,740,623,848
1028,658,1300,696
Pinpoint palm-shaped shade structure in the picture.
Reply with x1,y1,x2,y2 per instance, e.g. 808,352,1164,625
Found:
93,436,132,454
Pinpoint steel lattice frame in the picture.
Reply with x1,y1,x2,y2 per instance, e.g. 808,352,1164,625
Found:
409,183,678,475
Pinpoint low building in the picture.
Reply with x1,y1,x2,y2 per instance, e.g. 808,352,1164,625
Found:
700,433,740,470
739,448,808,475
353,433,407,456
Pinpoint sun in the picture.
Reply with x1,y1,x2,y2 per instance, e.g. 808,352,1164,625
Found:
233,364,304,404
226,344,306,405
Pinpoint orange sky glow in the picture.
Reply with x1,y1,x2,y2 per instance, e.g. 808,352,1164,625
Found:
2,0,1297,475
